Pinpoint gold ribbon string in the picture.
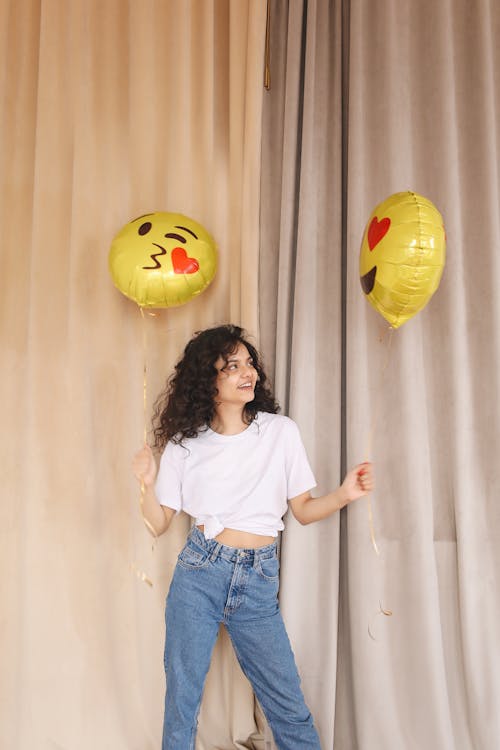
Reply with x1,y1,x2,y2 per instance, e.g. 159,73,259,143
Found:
130,562,153,588
131,307,158,587
364,325,394,555
367,496,379,556
364,326,395,636
368,601,393,641
139,306,158,539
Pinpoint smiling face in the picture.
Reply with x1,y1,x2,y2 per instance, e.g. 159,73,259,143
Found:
359,192,446,328
108,211,217,307
214,343,258,408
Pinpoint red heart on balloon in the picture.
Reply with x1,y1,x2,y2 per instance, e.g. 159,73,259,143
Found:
368,216,391,250
171,247,200,274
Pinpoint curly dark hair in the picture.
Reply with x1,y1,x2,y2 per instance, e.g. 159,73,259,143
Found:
151,324,279,449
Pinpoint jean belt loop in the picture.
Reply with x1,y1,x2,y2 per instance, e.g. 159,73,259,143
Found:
209,542,221,563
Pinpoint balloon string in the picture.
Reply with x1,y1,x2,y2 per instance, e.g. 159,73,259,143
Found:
364,326,395,637
141,305,148,446
131,562,153,588
364,325,394,555
132,307,158,587
367,497,379,556
368,601,393,641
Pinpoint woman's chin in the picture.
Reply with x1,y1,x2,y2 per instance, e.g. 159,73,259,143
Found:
238,391,255,405
238,387,255,398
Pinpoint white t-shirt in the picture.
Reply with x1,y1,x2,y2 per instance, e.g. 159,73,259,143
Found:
155,411,316,539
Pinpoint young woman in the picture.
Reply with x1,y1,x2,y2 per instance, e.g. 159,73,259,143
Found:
133,324,373,750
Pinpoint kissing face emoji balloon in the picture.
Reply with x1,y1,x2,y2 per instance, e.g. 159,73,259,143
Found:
359,192,446,328
109,212,217,308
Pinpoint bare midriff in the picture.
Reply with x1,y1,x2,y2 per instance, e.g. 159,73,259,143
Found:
196,525,275,549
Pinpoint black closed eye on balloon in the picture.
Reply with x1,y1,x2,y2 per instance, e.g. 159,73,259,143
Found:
164,232,187,243
138,222,152,236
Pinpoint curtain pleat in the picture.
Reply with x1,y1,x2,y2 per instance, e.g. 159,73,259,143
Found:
260,2,344,746
1,2,267,748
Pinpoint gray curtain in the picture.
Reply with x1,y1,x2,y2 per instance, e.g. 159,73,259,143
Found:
259,1,500,748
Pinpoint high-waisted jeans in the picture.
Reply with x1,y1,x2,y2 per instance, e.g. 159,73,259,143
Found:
162,525,321,749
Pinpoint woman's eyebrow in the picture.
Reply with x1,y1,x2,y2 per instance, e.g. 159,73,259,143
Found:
226,356,253,363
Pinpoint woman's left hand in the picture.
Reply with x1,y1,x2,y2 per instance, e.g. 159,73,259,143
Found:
341,462,374,504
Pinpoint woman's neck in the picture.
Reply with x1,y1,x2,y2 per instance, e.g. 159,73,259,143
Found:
210,405,249,435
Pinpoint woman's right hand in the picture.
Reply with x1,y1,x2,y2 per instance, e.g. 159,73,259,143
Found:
132,444,158,488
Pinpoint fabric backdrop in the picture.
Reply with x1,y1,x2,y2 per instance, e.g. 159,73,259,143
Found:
1,1,268,748
3,1,500,749
260,1,500,749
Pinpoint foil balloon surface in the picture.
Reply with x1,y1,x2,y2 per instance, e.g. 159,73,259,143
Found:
109,212,217,308
359,192,446,328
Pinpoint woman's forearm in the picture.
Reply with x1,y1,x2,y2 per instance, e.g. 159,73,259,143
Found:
132,444,174,536
290,462,374,525
139,484,173,536
292,487,349,525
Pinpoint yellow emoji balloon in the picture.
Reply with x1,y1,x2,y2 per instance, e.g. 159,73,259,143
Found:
359,192,446,328
109,212,217,308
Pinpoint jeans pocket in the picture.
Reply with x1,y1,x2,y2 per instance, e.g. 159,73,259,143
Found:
177,542,210,570
255,553,280,581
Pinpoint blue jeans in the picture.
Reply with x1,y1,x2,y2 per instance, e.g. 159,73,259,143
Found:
162,525,321,749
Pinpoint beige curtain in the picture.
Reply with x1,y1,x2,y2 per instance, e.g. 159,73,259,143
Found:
1,1,267,748
260,1,500,748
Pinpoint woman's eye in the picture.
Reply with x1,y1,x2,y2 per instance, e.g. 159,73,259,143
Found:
224,361,254,371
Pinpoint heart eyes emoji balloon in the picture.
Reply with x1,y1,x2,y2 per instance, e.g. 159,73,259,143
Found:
359,192,446,329
109,212,217,308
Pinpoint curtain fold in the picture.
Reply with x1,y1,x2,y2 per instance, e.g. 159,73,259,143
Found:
260,2,344,746
1,2,267,748
260,1,500,748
